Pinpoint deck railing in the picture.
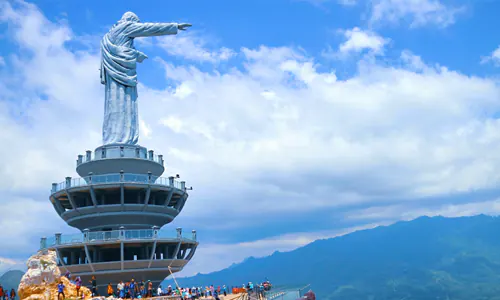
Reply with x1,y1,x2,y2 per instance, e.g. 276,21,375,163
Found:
40,227,197,249
77,149,164,165
51,173,186,194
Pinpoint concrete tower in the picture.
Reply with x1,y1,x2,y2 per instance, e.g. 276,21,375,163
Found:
40,143,198,292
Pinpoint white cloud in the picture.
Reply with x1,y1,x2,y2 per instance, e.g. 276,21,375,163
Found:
0,56,5,66
481,46,500,66
2,0,500,275
324,27,389,59
345,198,500,222
0,195,72,259
0,257,26,275
139,117,153,139
156,31,235,63
400,50,433,72
370,0,464,28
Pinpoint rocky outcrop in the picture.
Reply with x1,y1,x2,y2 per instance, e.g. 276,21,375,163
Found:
17,250,92,300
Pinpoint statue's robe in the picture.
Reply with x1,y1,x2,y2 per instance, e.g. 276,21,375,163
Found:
101,21,178,145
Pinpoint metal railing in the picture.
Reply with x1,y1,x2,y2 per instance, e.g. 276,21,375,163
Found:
77,150,164,165
51,173,185,194
297,284,311,298
41,228,197,249
261,286,310,300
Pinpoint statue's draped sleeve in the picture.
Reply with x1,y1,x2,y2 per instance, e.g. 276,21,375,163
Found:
125,22,179,38
101,34,138,86
100,22,178,87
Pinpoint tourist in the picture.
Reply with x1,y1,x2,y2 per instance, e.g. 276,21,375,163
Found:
57,280,65,300
130,279,137,299
222,285,227,297
139,284,146,298
117,281,125,298
75,276,82,297
107,283,114,297
125,281,131,298
9,289,15,300
304,290,316,300
157,284,163,296
0,285,4,299
89,276,97,296
147,280,153,297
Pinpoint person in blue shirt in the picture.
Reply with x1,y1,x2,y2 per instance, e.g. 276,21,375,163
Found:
124,282,130,298
57,281,65,300
130,279,137,299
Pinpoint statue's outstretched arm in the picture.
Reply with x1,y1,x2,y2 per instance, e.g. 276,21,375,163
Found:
126,22,179,38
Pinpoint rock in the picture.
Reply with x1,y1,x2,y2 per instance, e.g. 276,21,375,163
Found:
17,250,92,300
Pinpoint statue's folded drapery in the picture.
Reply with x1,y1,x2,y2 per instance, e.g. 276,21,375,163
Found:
101,34,140,145
100,15,178,145
101,34,139,87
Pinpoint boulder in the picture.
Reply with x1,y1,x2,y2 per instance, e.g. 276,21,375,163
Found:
18,250,92,300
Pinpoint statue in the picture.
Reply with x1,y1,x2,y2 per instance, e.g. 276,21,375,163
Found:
100,12,191,145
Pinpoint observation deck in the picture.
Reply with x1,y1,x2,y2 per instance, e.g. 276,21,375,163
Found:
50,172,190,231
45,143,195,291
76,144,165,178
40,227,198,291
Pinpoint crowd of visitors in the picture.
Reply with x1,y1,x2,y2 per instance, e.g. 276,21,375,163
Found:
58,271,275,300
0,285,16,300
1,270,273,300
0,280,277,300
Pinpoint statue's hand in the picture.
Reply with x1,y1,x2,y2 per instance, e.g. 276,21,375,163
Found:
178,23,192,31
137,51,148,63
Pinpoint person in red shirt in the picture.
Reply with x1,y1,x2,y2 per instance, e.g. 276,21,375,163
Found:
0,285,4,298
304,290,316,300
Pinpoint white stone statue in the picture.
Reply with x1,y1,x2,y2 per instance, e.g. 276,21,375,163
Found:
101,12,191,145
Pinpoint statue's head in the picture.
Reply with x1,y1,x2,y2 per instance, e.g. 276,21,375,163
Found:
120,11,140,23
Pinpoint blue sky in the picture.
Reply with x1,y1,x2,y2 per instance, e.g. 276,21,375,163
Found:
1,0,500,277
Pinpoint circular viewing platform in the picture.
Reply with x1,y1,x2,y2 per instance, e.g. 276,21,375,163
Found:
41,227,197,250
76,144,165,178
50,172,192,230
40,227,198,293
52,172,186,195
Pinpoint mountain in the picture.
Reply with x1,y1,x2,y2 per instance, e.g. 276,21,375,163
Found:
0,270,24,291
166,215,500,299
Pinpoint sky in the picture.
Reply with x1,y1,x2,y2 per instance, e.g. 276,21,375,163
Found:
1,0,500,278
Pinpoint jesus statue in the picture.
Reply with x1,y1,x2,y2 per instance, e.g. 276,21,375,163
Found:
100,12,191,145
